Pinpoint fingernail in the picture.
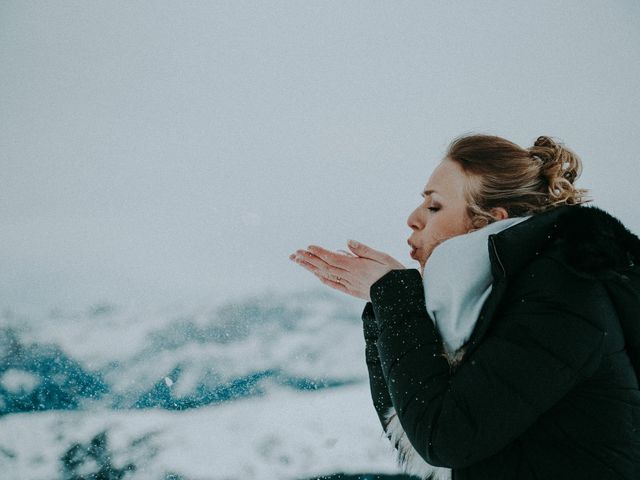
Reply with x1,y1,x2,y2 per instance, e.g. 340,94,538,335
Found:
348,239,358,248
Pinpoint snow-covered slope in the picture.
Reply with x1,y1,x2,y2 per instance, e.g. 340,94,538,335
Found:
0,290,406,479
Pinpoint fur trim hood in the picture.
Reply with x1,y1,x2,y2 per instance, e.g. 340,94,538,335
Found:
553,205,640,275
489,204,640,280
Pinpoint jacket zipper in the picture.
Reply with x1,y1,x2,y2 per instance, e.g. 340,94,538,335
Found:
489,235,506,278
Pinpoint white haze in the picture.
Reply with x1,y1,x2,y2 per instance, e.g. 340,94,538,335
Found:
1,0,639,310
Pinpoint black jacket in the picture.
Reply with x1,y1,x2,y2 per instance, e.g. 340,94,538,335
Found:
362,204,640,479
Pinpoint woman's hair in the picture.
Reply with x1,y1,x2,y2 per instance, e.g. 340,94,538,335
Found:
445,133,590,228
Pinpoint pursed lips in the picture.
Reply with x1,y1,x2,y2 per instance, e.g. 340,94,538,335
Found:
408,239,418,258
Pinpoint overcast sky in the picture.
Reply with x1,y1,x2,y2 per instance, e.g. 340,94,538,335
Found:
2,1,639,311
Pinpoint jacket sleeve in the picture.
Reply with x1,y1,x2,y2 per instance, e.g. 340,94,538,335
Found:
361,301,395,431
370,267,606,469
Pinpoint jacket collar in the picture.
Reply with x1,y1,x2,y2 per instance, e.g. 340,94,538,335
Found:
462,204,640,363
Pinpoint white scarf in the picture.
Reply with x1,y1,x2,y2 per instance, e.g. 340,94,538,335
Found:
380,216,531,480
422,216,531,359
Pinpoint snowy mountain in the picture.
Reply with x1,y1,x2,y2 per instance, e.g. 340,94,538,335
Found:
0,290,410,479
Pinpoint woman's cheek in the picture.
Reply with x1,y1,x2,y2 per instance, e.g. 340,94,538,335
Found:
420,231,454,266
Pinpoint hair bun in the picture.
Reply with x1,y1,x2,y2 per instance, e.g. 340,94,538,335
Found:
530,135,563,164
533,135,557,149
528,135,586,205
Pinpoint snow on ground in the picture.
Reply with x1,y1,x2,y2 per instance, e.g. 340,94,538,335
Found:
0,382,402,480
0,289,406,479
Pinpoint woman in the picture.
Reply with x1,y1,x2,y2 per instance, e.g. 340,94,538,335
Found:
289,134,640,479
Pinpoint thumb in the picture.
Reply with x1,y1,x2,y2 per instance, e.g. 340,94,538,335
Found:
348,239,385,261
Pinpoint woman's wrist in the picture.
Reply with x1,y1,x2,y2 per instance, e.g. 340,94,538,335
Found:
369,269,425,329
361,302,379,341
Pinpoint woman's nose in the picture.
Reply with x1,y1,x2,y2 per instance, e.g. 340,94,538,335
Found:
407,206,423,231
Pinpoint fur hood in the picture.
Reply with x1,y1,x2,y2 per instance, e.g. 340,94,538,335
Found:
381,205,640,480
489,204,640,280
552,205,640,276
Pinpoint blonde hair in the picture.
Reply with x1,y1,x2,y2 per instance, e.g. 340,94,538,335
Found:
445,133,590,228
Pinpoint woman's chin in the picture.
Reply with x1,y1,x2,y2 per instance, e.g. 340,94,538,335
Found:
410,250,427,275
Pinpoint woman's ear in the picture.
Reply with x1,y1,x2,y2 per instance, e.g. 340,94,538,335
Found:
490,207,509,220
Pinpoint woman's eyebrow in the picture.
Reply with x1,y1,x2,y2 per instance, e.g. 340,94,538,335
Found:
421,189,437,198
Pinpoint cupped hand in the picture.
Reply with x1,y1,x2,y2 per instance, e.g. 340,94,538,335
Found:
289,240,406,301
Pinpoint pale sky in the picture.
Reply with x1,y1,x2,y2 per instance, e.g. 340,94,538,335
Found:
2,1,639,310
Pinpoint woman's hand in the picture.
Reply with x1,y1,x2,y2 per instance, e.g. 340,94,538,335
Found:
289,240,406,301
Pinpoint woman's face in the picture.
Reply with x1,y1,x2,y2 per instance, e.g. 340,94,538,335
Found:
407,157,474,273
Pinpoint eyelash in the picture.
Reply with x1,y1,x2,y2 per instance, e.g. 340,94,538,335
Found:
421,197,440,212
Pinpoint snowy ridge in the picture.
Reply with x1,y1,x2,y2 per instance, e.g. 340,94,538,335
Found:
0,290,364,413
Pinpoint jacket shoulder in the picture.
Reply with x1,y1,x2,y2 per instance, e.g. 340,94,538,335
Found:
556,205,640,277
493,205,640,281
506,250,612,330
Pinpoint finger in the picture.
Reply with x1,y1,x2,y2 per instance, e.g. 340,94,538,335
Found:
326,270,352,285
305,246,351,270
347,240,389,264
294,249,340,271
291,256,321,274
314,270,352,294
292,252,352,284
303,256,353,285
337,249,357,257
